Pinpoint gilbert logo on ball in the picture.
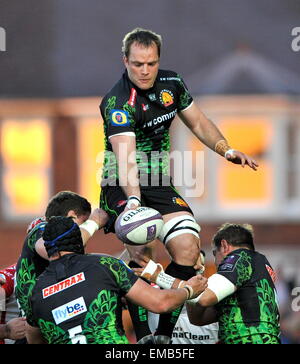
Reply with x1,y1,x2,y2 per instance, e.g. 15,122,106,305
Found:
115,207,164,245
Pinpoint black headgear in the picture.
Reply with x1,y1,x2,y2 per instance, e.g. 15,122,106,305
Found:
43,216,84,258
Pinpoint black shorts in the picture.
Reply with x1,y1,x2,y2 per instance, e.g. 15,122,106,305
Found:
100,183,193,234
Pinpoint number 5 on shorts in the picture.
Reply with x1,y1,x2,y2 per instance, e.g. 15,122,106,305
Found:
68,325,87,344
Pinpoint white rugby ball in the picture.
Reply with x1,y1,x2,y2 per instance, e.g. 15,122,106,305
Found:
115,207,164,245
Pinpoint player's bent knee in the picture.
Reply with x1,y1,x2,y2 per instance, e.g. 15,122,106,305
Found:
167,236,200,264
159,215,201,265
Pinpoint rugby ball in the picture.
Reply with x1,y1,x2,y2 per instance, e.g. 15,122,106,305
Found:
115,207,164,245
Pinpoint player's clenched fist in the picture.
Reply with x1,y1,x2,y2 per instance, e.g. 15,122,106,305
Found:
185,275,208,299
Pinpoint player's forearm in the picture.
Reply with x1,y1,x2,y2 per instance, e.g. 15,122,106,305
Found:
111,135,141,199
191,117,229,155
127,279,191,314
160,289,189,312
151,288,189,313
180,105,229,154
118,160,141,199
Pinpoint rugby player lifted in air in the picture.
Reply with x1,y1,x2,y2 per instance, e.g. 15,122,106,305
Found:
99,28,258,342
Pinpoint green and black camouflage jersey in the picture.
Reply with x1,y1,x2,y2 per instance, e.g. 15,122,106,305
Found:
99,69,193,186
27,254,138,344
15,221,48,318
215,248,281,344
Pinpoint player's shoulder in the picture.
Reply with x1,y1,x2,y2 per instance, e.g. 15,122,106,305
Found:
84,253,118,266
100,73,130,107
97,254,127,265
218,249,253,273
95,254,132,272
157,69,185,84
24,221,47,253
27,220,47,239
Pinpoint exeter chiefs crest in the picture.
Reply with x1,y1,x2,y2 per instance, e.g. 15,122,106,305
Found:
160,89,174,107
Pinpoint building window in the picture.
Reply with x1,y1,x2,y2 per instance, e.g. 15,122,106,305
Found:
0,119,52,221
77,117,105,208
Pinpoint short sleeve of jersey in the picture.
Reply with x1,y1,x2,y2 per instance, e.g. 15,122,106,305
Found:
99,256,138,295
100,96,135,139
217,250,253,288
175,74,193,112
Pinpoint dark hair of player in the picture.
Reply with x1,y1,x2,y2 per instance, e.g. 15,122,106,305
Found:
122,28,162,58
45,191,91,220
212,223,255,251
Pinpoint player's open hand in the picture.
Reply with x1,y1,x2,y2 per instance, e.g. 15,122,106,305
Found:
225,150,259,171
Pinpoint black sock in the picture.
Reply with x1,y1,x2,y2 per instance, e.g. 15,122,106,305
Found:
126,261,152,341
155,262,196,338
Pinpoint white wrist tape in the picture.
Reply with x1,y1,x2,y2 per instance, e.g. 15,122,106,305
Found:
126,196,141,209
141,260,158,278
141,260,176,289
156,271,176,290
187,274,237,305
225,149,236,159
80,220,99,237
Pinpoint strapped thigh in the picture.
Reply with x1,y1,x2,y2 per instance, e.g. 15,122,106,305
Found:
159,215,201,245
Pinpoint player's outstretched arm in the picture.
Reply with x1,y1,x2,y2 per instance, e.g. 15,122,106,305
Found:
179,102,259,171
125,275,208,314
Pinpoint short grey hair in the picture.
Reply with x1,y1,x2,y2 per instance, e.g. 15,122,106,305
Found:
122,28,162,58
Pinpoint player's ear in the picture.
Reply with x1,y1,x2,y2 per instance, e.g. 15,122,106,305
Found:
220,239,230,254
123,55,129,67
66,210,78,220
